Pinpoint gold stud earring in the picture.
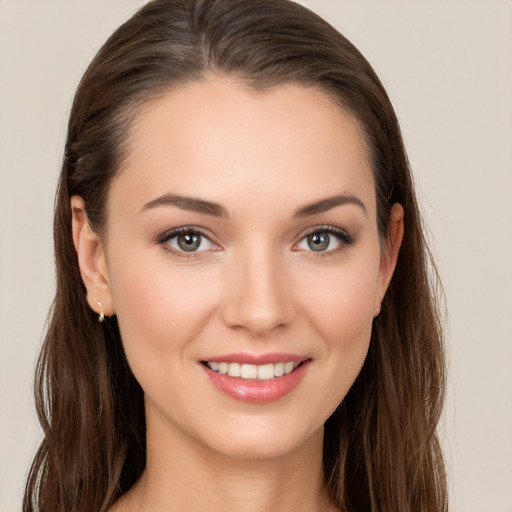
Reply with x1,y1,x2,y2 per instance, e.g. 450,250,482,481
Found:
94,298,105,323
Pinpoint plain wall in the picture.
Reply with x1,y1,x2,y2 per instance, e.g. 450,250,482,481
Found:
1,1,511,511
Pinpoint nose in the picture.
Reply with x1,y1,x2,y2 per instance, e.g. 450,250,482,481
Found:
221,247,294,337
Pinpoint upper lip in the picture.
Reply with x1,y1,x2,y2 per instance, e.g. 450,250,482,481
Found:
201,352,310,365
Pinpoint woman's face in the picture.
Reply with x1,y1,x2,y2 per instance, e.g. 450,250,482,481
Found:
92,78,400,459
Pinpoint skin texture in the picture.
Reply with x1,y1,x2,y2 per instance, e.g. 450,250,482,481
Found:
71,78,403,512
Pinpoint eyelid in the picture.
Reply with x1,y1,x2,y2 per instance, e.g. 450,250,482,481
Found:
156,226,221,257
154,224,355,258
156,225,211,244
293,224,356,254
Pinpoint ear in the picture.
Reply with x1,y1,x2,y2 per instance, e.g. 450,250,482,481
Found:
374,203,404,317
71,196,115,318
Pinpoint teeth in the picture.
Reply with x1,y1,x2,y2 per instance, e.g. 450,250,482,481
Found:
274,362,285,377
285,362,295,374
257,364,274,380
227,362,240,377
240,364,258,379
206,361,301,379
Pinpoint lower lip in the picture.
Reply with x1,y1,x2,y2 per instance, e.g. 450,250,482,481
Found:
201,360,311,404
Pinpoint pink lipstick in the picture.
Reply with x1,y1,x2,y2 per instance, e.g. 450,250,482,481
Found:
200,353,311,404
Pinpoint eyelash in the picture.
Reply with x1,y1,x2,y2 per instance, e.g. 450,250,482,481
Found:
294,225,356,258
156,226,219,258
156,225,356,258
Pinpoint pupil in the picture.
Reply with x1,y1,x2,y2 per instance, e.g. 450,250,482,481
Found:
177,233,200,251
308,232,329,251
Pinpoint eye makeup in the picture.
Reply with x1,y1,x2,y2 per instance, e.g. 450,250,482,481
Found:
155,226,220,258
293,224,356,258
154,223,356,260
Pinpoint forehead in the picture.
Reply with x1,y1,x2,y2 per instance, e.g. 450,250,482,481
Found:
111,77,376,219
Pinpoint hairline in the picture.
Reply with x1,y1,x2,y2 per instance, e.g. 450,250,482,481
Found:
98,72,381,242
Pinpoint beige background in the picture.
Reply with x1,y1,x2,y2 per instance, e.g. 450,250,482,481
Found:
1,1,511,511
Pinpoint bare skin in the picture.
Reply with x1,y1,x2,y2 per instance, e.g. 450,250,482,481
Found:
72,77,403,512
112,424,336,512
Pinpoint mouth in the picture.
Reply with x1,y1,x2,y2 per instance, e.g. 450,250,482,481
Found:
202,361,302,380
200,355,312,404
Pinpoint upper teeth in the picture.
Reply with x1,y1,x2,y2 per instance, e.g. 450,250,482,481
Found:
207,361,299,380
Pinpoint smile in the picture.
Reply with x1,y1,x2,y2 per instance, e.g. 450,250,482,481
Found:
201,355,311,404
205,361,299,380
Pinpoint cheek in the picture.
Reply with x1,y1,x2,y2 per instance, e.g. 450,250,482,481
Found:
301,258,379,347
296,253,380,411
106,247,220,372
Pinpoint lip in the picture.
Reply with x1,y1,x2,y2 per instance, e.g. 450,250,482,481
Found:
200,355,312,404
202,352,308,365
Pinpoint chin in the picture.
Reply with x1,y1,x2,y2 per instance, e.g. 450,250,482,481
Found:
193,413,325,461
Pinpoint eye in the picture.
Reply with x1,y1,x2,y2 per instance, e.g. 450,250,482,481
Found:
295,226,355,254
157,227,217,255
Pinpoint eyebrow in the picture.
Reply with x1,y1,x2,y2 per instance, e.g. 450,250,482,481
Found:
141,194,227,217
293,194,367,218
140,192,366,218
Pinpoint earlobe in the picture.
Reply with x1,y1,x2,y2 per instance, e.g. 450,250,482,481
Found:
71,196,114,318
375,203,404,316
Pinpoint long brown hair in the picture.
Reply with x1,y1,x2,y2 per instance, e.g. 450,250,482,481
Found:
24,1,447,511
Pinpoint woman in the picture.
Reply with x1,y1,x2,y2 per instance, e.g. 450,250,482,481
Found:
24,0,447,511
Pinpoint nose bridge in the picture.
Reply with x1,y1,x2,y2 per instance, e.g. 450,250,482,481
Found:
222,242,292,335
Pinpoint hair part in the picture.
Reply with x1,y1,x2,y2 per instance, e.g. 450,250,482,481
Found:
24,1,447,511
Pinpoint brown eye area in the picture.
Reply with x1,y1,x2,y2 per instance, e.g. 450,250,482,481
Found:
177,232,201,252
307,232,330,252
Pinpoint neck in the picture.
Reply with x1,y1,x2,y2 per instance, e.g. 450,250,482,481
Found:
118,413,337,512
